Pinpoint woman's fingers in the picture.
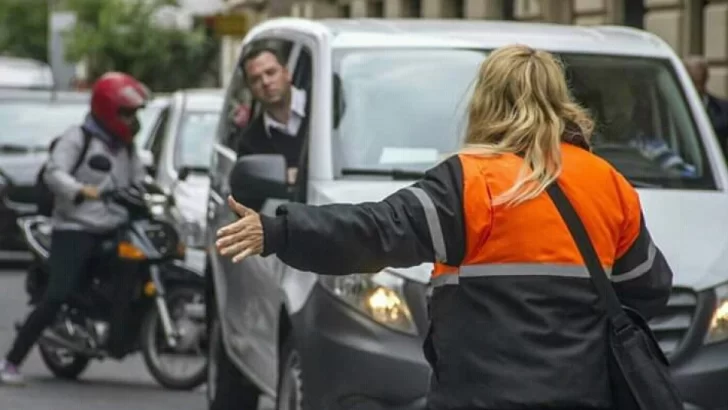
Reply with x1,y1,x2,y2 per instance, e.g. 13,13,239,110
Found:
228,195,254,218
220,238,258,258
216,227,256,248
232,248,255,263
219,240,249,257
217,215,256,237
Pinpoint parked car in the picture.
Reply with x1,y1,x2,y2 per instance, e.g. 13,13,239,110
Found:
136,95,171,150
141,88,224,273
206,18,728,410
0,56,54,90
0,89,89,252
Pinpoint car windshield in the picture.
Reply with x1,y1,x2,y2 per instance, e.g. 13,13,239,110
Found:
0,101,88,150
173,110,220,170
332,48,715,190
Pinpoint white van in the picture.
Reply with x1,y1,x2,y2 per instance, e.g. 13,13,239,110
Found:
206,18,728,410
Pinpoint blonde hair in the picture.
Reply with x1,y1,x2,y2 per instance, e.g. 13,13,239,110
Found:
462,44,594,207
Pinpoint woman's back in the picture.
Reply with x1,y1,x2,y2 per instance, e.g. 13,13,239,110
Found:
426,143,663,409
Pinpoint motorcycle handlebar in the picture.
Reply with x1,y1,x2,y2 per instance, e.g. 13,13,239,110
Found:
73,185,148,206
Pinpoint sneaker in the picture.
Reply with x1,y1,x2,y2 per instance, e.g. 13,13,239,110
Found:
0,360,25,386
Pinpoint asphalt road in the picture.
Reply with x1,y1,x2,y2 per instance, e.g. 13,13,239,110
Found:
0,262,207,410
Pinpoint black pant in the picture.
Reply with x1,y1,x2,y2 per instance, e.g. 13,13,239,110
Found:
210,334,260,410
5,230,105,366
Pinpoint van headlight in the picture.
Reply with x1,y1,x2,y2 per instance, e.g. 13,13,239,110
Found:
319,271,417,335
705,283,728,344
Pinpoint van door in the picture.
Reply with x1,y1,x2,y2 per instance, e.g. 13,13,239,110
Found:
207,35,298,394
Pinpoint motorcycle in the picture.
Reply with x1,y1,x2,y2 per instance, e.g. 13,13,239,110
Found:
16,154,208,390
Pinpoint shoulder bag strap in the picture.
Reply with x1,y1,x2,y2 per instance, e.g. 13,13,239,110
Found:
545,182,631,331
70,126,93,175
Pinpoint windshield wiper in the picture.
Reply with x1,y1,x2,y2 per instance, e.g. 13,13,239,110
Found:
625,177,663,188
341,168,426,180
0,143,30,153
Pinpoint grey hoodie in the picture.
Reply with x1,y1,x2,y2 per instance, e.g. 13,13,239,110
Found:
44,115,147,233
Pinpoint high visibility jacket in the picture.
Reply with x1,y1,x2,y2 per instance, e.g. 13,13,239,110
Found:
261,141,673,410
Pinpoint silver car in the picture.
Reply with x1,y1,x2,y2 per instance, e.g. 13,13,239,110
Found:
140,88,224,273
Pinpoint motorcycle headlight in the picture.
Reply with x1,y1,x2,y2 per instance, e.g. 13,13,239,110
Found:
319,270,417,335
144,193,168,217
705,283,728,344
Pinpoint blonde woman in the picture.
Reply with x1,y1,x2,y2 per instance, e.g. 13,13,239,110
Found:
215,44,673,409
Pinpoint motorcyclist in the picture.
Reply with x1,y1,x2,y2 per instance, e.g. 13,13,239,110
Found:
0,72,149,385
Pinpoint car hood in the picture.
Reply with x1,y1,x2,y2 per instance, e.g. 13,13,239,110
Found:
172,174,209,224
0,152,47,185
310,180,728,290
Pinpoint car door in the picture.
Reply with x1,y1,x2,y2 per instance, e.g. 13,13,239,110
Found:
207,35,297,395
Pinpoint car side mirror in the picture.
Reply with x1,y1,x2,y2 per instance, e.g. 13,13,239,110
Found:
138,149,155,174
229,154,289,202
177,165,208,182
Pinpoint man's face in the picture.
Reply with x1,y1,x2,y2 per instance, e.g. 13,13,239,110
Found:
601,82,636,139
686,65,708,95
244,51,291,105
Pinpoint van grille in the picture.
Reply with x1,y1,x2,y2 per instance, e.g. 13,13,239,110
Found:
647,287,697,356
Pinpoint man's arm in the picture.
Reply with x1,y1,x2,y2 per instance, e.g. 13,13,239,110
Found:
44,128,88,202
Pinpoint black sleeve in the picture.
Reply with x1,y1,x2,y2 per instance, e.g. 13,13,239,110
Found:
259,156,467,275
612,214,673,320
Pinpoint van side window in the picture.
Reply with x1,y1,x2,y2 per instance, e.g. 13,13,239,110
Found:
219,39,294,152
288,43,313,202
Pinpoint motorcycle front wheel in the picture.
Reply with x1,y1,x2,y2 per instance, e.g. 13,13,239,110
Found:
140,286,208,390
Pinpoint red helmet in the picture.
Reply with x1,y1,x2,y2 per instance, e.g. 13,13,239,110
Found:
90,72,150,143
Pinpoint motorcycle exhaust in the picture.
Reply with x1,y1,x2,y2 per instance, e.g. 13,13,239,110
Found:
39,330,88,355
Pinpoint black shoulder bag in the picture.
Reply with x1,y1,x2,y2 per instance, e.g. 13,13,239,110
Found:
546,182,684,410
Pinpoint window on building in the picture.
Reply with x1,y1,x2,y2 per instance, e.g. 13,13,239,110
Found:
502,0,515,20
369,0,384,17
623,0,645,29
339,4,351,17
406,0,421,17
445,0,464,18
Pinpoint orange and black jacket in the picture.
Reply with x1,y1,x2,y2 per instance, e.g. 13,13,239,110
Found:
260,142,673,409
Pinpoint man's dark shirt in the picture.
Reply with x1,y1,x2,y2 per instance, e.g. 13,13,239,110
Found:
706,94,728,159
234,110,308,211
236,114,307,167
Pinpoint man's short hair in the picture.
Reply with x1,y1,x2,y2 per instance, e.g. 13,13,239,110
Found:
240,44,285,79
683,54,709,71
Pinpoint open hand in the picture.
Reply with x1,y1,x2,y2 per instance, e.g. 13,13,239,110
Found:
216,196,264,263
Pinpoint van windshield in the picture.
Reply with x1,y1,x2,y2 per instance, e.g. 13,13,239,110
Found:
331,48,716,190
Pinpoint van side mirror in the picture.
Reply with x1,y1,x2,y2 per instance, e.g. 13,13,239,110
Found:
229,154,290,202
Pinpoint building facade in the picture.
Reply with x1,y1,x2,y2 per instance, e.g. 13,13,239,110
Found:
219,0,728,98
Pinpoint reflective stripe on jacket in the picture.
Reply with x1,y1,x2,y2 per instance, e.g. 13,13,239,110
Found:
260,141,673,410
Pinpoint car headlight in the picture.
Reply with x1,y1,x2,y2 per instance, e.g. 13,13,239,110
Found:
319,270,417,335
705,283,728,344
180,220,205,248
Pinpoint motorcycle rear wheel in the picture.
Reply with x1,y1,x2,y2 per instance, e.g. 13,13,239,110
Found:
38,340,90,380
